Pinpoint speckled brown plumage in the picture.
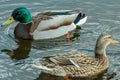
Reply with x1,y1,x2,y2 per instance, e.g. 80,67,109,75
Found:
33,34,118,78
42,51,108,77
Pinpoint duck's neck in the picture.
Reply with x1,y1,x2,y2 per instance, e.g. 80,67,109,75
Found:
14,22,33,39
21,21,32,24
95,43,108,59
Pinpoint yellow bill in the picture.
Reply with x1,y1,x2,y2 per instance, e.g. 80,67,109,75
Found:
2,16,15,26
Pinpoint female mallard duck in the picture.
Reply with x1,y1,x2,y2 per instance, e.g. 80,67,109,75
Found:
33,34,118,79
2,7,87,40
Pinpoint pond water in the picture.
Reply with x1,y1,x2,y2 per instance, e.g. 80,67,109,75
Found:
0,0,120,80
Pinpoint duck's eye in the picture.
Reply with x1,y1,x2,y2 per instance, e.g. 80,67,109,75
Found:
103,36,112,40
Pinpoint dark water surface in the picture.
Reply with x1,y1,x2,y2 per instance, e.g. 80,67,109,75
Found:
0,0,120,80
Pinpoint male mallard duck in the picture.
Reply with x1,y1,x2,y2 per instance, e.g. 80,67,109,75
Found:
2,7,87,40
33,34,118,79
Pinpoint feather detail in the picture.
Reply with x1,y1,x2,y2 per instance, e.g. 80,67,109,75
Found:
32,64,53,71
32,23,76,40
69,59,80,68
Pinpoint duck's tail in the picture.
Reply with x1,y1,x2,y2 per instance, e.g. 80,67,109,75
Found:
74,13,87,26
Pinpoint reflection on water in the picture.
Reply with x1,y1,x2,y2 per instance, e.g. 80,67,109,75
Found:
35,71,116,80
0,26,117,80
1,39,32,60
35,72,104,80
0,0,120,80
1,26,81,60
36,72,65,80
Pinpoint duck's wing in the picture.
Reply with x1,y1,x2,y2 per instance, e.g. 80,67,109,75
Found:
33,10,80,20
43,52,95,67
41,10,80,16
30,10,78,34
31,10,87,40
44,55,79,67
32,10,85,31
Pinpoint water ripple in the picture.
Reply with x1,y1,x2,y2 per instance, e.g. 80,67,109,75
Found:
0,0,120,80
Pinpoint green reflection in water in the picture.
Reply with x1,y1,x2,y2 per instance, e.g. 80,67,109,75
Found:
1,26,81,60
1,39,32,60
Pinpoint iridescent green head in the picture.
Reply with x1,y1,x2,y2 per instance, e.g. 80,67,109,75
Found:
12,7,32,23
2,7,32,25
